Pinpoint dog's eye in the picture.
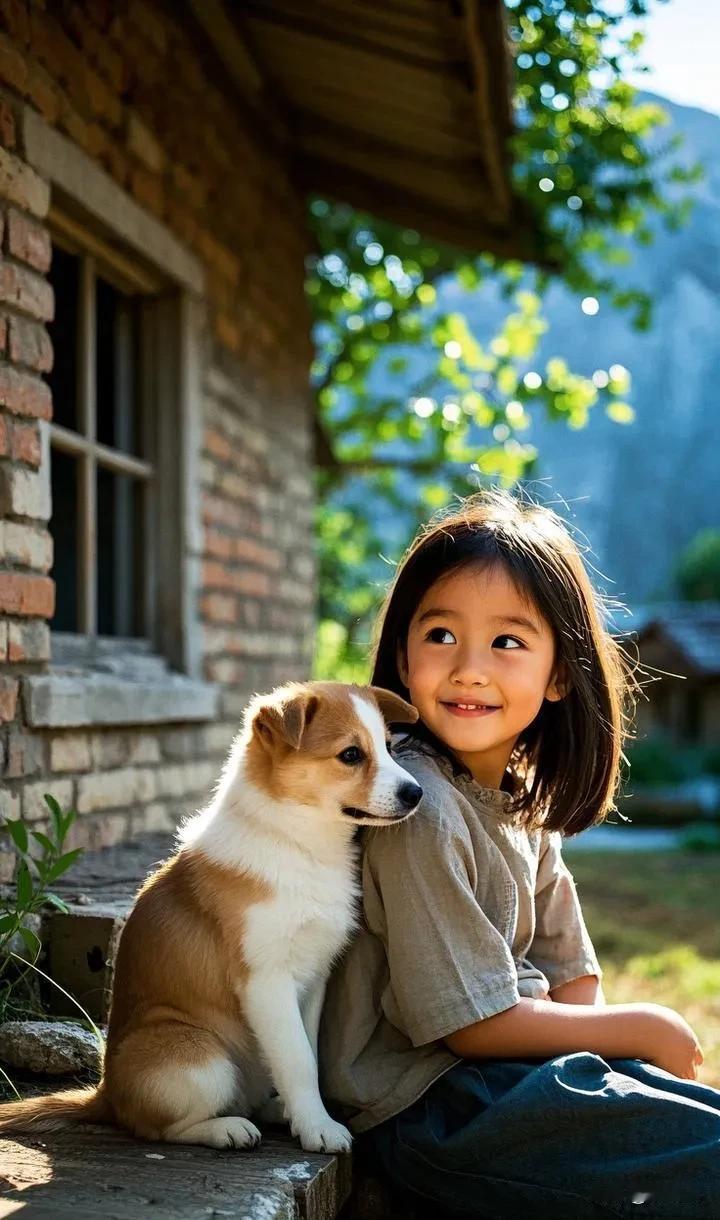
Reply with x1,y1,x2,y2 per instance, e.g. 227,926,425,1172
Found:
337,746,365,766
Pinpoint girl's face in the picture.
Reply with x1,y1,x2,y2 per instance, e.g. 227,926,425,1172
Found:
398,563,563,789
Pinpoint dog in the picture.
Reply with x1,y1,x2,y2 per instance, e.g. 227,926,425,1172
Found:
0,681,422,1153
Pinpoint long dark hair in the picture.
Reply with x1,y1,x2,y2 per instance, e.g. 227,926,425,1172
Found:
371,490,636,835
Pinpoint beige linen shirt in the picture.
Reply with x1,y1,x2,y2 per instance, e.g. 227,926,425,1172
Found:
319,739,602,1134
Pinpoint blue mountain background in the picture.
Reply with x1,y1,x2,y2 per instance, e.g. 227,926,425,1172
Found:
349,93,720,609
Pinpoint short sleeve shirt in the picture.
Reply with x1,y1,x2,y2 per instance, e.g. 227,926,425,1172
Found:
319,740,602,1134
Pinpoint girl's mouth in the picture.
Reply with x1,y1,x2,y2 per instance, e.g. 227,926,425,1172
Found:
441,702,500,718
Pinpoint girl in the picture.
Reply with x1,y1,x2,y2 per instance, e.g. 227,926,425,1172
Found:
319,490,720,1220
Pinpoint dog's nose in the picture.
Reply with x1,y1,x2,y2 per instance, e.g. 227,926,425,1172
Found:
396,781,423,810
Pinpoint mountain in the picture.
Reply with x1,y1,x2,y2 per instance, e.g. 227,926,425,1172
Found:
434,93,720,605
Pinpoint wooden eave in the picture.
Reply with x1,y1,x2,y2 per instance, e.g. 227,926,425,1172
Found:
187,0,535,258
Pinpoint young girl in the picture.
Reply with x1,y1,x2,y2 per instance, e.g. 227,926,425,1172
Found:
319,490,720,1219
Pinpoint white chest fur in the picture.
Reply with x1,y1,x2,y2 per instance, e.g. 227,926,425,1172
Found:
243,851,359,986
179,783,361,989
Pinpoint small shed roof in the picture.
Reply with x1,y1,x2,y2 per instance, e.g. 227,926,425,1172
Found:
188,0,533,257
625,603,720,679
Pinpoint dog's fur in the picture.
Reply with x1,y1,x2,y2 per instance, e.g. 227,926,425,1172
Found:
0,681,422,1153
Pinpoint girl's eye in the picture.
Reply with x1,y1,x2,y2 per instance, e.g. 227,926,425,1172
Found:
426,626,456,645
338,746,365,766
494,635,523,650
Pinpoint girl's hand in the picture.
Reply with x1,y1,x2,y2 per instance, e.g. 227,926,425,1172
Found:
641,1004,704,1080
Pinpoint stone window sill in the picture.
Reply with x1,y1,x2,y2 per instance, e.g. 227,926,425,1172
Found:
23,642,218,729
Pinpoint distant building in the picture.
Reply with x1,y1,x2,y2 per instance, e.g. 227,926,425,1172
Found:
625,603,720,746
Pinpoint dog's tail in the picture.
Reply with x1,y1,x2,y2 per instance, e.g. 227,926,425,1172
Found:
0,1086,112,1135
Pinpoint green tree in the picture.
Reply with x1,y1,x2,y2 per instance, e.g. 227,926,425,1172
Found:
307,0,700,679
677,531,720,602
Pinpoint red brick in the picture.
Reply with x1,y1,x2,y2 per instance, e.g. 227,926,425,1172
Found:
8,314,53,371
0,572,55,617
0,30,28,94
234,538,283,571
4,730,44,777
11,420,41,465
235,569,270,597
8,617,50,661
85,64,122,127
204,428,232,464
0,99,15,149
130,165,164,216
0,148,49,218
0,0,31,44
199,592,237,625
27,62,61,124
6,210,52,274
0,262,54,321
0,676,18,723
28,10,85,94
0,364,51,418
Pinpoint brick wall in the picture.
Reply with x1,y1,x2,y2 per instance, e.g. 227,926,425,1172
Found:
0,1,316,876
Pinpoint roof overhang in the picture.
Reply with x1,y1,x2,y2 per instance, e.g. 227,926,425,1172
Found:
187,0,536,258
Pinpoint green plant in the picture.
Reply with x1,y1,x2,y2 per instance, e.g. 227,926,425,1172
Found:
625,739,720,788
0,794,85,1028
680,825,720,854
676,529,720,601
0,795,103,1099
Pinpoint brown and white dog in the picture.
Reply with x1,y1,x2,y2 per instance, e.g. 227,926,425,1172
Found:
0,681,422,1153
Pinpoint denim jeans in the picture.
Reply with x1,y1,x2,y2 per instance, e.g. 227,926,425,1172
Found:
363,1054,720,1219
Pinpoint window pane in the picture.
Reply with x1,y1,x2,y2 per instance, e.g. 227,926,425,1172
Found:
50,450,79,631
96,277,142,456
97,467,145,637
47,246,79,432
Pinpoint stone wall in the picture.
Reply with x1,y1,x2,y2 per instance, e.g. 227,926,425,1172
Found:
0,0,316,876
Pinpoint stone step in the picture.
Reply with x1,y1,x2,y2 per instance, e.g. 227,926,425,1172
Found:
0,1126,352,1220
40,900,129,1023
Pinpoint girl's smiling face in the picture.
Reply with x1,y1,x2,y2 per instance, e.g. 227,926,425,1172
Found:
398,563,564,789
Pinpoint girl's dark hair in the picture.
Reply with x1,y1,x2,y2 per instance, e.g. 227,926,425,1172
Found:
371,489,636,835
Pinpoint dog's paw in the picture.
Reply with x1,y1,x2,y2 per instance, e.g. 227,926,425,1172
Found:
291,1112,352,1154
256,1095,289,1126
215,1117,262,1149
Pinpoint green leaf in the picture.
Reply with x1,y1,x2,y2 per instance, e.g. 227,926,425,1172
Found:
43,893,70,915
18,924,40,957
16,862,32,909
44,793,63,839
45,849,84,883
0,913,18,935
31,830,55,855
5,821,28,854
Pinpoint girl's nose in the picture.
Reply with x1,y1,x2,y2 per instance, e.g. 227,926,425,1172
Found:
451,652,491,686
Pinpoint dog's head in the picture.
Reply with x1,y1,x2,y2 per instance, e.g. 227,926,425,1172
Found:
244,681,423,826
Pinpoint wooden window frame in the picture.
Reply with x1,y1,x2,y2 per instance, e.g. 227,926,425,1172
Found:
49,215,157,642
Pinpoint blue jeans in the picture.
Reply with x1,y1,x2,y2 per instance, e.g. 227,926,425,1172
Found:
363,1054,720,1218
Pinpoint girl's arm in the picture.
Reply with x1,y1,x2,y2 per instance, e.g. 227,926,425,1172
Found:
443,997,703,1080
550,974,605,1005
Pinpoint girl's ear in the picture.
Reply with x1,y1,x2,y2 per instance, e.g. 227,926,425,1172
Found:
396,643,409,687
545,664,571,703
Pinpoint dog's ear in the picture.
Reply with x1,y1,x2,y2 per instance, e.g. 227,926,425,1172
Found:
253,690,320,751
369,687,419,726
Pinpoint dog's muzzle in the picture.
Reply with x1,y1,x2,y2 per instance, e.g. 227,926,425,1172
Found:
342,780,423,823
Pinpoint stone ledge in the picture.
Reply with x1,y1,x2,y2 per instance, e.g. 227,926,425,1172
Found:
23,671,219,728
0,1127,352,1220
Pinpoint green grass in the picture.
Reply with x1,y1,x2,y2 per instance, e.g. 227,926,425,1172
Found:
567,850,720,1088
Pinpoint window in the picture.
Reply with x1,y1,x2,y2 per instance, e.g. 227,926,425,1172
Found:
48,232,154,642
20,110,216,727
